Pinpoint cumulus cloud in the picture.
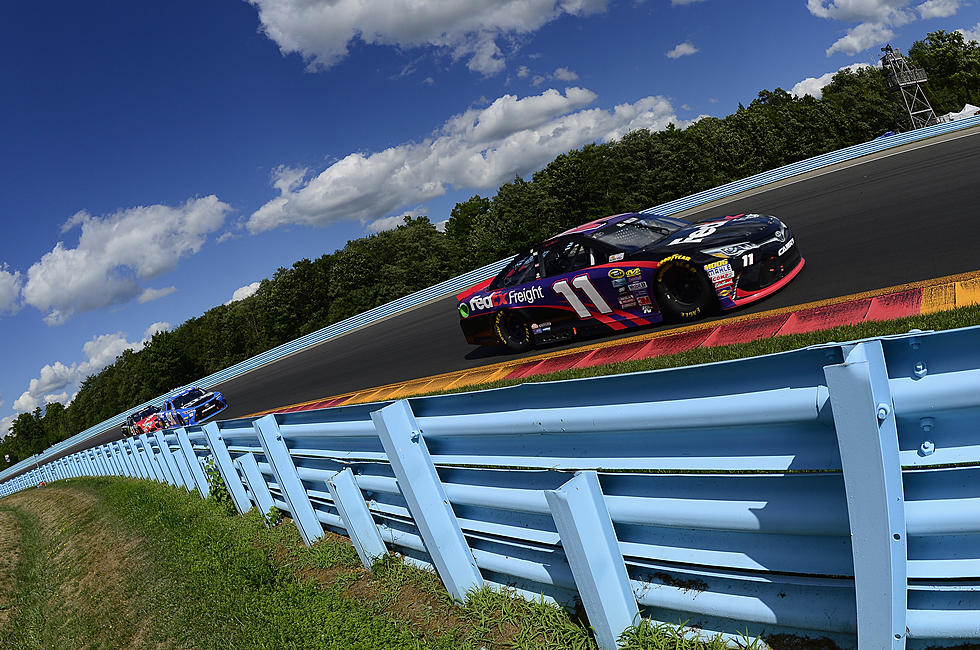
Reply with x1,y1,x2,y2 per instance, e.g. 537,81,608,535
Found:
11,328,161,415
959,21,980,41
143,321,171,340
917,0,963,19
791,62,873,98
807,0,963,55
553,67,579,80
137,286,177,304
22,196,231,325
249,88,688,233
0,264,21,314
666,42,698,58
0,414,16,440
247,0,608,75
227,282,261,304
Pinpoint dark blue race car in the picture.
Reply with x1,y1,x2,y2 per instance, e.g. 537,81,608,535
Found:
159,387,228,428
458,212,804,351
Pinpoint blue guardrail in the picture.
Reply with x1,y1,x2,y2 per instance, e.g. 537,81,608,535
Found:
5,325,979,649
2,115,977,480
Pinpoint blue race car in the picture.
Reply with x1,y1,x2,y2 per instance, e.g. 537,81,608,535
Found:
159,387,228,428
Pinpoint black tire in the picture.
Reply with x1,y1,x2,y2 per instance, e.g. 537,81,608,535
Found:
493,310,533,352
655,258,715,321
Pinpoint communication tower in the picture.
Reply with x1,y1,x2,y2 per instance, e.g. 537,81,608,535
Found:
880,44,938,129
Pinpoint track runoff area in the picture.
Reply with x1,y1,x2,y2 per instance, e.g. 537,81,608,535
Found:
247,269,980,416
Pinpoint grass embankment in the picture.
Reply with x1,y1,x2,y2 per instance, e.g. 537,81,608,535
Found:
0,479,739,650
443,304,980,395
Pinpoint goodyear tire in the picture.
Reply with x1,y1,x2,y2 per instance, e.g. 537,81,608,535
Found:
655,258,715,321
494,310,533,352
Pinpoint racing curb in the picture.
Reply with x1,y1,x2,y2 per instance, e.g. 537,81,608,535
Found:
249,270,980,416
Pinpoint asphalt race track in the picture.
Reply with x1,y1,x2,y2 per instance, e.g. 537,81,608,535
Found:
213,129,980,419
37,128,980,461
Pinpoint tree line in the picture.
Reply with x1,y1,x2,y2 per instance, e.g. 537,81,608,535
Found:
2,30,977,468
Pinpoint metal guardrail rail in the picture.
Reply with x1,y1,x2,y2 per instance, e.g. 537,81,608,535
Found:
5,325,979,649
2,115,978,483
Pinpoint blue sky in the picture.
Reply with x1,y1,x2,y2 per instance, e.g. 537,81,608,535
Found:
1,0,979,435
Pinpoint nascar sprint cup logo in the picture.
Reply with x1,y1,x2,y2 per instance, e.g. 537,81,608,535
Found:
459,286,545,317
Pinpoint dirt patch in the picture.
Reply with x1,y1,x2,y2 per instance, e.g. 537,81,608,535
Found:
0,510,21,627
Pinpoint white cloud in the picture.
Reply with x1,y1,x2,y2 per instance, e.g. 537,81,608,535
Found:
959,21,980,41
248,88,688,233
11,327,160,415
22,196,231,325
917,0,963,18
227,282,261,304
368,215,412,233
808,0,963,56
247,0,609,75
137,286,177,304
671,0,706,4
791,62,873,98
143,322,170,340
826,21,895,55
517,65,530,78
553,67,579,80
0,414,16,440
666,42,698,59
0,265,21,315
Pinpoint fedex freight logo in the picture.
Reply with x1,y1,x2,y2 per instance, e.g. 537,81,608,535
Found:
462,286,545,316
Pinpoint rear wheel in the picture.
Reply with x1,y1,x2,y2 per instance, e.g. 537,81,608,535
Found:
493,310,533,352
655,258,715,321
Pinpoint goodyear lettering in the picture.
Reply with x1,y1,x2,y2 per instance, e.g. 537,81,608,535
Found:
661,254,691,263
681,306,702,318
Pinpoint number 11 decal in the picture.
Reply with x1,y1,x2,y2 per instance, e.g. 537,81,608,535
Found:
553,275,613,317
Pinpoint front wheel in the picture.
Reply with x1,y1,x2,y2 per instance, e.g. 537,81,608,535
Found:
493,310,533,352
655,258,715,321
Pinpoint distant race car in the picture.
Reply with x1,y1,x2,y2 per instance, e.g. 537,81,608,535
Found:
457,212,803,351
122,405,164,436
159,387,228,428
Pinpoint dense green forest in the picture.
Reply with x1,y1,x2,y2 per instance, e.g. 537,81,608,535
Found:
2,31,978,468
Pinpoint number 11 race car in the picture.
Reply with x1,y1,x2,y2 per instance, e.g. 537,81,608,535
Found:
457,212,803,351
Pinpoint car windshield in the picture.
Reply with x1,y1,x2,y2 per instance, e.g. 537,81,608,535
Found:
490,250,540,288
172,388,205,408
130,406,157,422
584,216,681,253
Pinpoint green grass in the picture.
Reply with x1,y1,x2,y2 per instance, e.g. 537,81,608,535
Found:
0,479,773,649
439,304,980,395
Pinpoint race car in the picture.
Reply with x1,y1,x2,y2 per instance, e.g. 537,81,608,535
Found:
457,212,803,351
122,405,164,436
158,387,228,428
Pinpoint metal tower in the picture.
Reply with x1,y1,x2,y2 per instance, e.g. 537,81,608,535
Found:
880,44,938,130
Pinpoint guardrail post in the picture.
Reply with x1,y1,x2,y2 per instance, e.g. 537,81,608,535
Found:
253,415,323,545
201,423,251,514
545,471,639,650
175,428,209,498
327,468,388,570
124,439,147,479
104,445,122,476
825,340,907,650
99,447,112,475
152,431,186,491
235,453,275,523
112,440,136,478
163,432,194,492
371,400,483,602
138,433,166,483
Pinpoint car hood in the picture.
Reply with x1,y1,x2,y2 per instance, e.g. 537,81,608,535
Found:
640,214,782,256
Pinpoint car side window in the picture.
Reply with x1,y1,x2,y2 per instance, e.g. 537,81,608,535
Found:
542,239,594,278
